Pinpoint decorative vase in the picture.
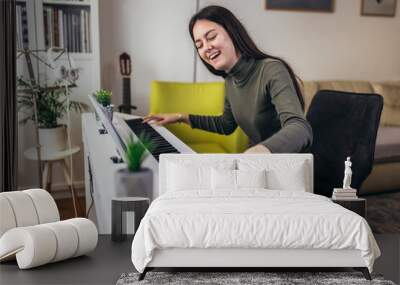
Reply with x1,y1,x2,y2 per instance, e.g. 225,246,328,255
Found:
38,125,67,153
104,104,114,122
114,168,153,199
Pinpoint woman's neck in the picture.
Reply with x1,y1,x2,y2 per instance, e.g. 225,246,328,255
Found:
226,56,258,86
224,52,241,73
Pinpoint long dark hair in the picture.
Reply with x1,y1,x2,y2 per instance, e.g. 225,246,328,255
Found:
189,5,304,109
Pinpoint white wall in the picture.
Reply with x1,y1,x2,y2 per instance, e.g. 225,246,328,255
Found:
100,0,400,114
99,0,197,115
197,0,400,82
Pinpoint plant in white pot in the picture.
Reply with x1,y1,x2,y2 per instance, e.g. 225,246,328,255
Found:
95,89,112,107
115,134,155,198
94,89,113,122
17,78,86,153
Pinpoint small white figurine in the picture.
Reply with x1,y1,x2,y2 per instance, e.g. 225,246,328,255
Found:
342,157,353,189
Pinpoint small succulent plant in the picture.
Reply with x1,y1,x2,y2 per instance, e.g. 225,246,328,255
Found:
95,89,112,106
124,133,155,172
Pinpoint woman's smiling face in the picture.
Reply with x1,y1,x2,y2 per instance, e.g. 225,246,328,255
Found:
192,19,240,72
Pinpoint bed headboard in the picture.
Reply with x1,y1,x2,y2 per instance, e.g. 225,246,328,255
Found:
159,154,314,195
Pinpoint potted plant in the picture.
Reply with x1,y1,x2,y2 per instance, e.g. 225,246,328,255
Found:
95,89,112,106
114,134,155,198
94,89,114,122
17,78,86,153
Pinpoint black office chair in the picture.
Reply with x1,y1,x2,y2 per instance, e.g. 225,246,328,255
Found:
306,90,383,197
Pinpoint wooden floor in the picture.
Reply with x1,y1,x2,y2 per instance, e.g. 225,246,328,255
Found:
55,196,86,219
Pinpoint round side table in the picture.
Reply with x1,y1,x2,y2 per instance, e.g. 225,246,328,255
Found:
24,146,81,217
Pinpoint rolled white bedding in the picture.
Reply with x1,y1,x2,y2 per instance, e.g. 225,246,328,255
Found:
0,218,98,269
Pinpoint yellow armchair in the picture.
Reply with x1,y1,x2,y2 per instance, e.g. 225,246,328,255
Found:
149,81,248,153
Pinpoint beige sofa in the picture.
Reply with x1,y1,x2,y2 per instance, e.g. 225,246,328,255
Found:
302,80,400,195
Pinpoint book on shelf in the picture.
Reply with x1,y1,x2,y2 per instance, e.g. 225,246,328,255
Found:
332,187,358,200
16,5,22,49
71,12,76,52
333,188,357,193
80,10,85,53
59,9,64,48
54,7,60,47
332,195,359,200
333,192,358,197
16,3,29,50
43,4,91,53
332,192,358,200
45,0,87,2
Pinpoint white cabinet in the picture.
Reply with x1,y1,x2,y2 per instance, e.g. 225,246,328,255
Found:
82,113,126,234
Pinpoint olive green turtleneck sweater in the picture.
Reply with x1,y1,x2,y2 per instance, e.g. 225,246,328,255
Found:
188,57,313,153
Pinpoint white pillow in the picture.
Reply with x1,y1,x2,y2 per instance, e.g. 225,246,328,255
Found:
167,160,235,191
211,168,236,190
211,168,267,190
238,159,308,192
267,164,306,192
237,169,267,189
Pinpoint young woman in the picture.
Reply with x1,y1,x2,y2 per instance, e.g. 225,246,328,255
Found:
143,5,312,153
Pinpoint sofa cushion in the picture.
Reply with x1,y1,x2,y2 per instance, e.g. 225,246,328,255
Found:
371,83,400,126
189,143,227,154
372,83,400,108
150,81,249,153
301,81,319,112
361,162,400,194
379,104,400,127
317,80,374,94
375,127,400,163
380,80,400,87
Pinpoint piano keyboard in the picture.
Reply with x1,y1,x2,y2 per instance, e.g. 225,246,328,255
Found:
112,113,195,165
124,118,180,161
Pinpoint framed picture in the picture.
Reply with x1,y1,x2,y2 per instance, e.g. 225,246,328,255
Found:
361,0,397,17
265,0,334,13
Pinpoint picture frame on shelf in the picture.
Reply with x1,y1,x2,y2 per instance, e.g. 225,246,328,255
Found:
265,0,334,13
361,0,397,17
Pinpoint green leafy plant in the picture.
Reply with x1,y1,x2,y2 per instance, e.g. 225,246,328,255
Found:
17,78,87,128
95,89,112,106
124,133,155,172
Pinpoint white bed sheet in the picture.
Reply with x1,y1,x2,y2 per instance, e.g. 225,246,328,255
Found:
131,190,380,273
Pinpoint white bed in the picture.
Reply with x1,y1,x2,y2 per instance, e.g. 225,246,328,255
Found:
131,154,380,280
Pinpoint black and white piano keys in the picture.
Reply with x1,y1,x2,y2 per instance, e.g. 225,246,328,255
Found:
82,112,195,234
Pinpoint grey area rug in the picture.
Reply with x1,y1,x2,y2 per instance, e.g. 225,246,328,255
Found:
363,191,400,233
116,272,396,285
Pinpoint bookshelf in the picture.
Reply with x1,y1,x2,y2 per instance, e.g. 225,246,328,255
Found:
16,0,100,190
43,1,92,53
15,0,100,98
16,0,29,50
43,0,92,7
